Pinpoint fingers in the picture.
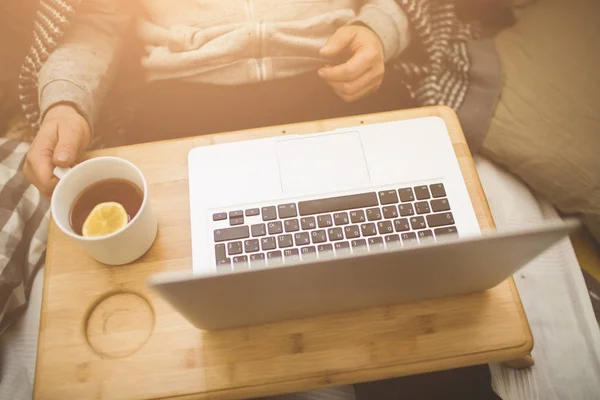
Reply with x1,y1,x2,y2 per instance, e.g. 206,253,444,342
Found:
331,79,381,103
320,25,386,103
52,115,90,167
327,64,383,98
319,26,357,59
330,81,380,103
24,122,60,197
23,159,59,199
319,46,380,82
24,106,90,197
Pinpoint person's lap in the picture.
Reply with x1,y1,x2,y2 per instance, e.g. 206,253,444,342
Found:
127,69,415,144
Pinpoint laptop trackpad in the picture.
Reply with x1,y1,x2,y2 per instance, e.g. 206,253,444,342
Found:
276,131,370,193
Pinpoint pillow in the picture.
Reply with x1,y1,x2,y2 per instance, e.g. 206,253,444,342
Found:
0,139,49,334
482,0,600,242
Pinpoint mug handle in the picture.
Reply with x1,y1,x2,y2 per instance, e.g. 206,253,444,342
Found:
53,167,71,180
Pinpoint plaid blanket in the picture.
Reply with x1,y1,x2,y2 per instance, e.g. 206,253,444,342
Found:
0,139,49,334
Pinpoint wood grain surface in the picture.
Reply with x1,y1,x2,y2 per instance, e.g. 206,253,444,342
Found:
34,106,533,400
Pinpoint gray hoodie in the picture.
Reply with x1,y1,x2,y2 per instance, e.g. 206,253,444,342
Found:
38,0,410,127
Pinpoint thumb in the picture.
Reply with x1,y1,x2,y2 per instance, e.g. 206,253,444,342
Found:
52,120,89,168
320,26,356,58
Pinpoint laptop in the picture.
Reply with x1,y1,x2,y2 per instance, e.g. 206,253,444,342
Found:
149,114,578,330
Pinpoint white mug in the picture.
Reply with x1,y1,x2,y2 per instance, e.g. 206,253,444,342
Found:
51,156,158,265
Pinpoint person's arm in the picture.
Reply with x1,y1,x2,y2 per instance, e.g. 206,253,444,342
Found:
25,0,129,197
350,0,411,61
38,0,130,128
317,0,411,103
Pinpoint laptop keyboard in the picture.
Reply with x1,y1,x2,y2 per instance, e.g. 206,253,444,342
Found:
212,183,457,272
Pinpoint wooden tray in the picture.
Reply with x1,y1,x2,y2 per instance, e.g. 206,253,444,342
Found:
35,106,533,400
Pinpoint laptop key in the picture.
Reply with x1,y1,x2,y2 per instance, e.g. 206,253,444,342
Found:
317,243,334,254
229,210,243,219
216,258,231,269
266,250,282,261
418,230,435,243
317,214,333,228
398,188,415,202
401,232,418,245
267,221,283,235
377,221,394,234
215,244,227,263
249,253,266,267
251,223,266,237
385,234,401,243
295,232,310,246
351,239,367,250
301,217,316,230
350,210,366,223
233,255,248,266
262,206,277,221
213,212,227,221
427,212,455,227
415,201,431,215
278,203,298,219
311,230,327,243
227,241,243,255
435,226,458,238
378,190,399,205
284,248,300,261
431,198,450,212
393,218,410,232
230,217,244,226
334,241,351,254
277,234,294,248
344,225,360,239
398,203,414,217
382,206,398,219
214,226,250,242
410,216,427,230
366,207,382,221
328,227,344,241
430,183,446,198
244,239,260,253
245,208,260,217
414,185,431,200
368,237,384,249
284,219,300,232
360,223,377,237
298,192,378,216
261,236,276,251
333,212,350,226
300,246,317,258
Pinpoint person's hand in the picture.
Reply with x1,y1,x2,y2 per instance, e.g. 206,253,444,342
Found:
24,104,91,197
318,24,385,103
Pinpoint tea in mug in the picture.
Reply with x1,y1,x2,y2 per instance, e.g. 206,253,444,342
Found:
70,178,143,236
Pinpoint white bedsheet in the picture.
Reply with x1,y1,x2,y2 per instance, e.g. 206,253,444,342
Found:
1,157,599,400
475,157,600,400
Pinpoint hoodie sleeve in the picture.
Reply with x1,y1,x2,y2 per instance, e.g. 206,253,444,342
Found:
351,0,411,61
38,0,130,127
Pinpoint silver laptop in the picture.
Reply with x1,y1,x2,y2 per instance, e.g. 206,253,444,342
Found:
149,116,579,330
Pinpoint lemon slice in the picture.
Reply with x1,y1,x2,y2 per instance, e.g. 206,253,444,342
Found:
82,202,128,237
